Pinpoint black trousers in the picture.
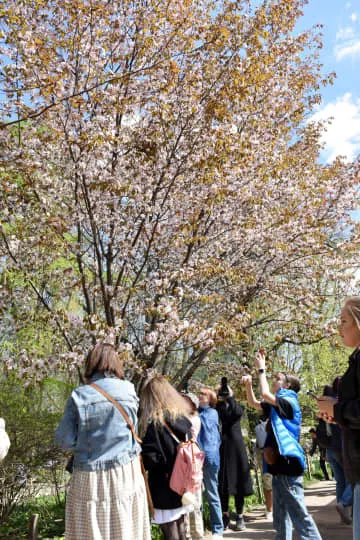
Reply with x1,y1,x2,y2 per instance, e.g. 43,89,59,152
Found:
320,456,330,480
220,491,245,515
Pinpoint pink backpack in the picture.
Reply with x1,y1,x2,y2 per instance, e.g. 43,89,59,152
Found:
165,423,205,495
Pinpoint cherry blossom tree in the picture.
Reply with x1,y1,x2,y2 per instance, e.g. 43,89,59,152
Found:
0,0,359,386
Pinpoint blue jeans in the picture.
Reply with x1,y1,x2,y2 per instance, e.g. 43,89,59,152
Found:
326,449,353,506
203,461,223,535
354,483,360,540
272,475,321,540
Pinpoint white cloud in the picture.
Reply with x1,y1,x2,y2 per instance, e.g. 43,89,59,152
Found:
335,39,360,60
335,22,360,60
336,26,355,40
310,93,360,162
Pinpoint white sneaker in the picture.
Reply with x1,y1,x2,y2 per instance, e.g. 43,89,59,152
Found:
212,535,223,539
336,502,352,525
265,511,273,520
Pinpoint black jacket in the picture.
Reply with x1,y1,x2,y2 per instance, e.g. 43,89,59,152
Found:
216,397,253,497
309,438,326,460
141,416,192,509
334,348,360,483
314,418,332,449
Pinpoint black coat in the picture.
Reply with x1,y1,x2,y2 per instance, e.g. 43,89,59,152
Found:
309,438,326,460
334,348,360,483
141,416,192,509
216,397,253,497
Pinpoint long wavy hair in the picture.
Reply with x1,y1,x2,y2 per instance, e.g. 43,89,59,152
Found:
139,375,192,436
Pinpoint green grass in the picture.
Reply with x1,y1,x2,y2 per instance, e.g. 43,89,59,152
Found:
0,489,262,539
304,458,332,487
0,495,65,539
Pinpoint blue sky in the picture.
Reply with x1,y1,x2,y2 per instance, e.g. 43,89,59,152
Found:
298,0,360,163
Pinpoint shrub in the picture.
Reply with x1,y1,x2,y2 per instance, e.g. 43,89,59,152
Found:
0,376,70,525
0,494,65,539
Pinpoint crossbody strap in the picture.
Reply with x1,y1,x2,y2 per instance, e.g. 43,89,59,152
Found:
163,421,189,444
88,382,142,444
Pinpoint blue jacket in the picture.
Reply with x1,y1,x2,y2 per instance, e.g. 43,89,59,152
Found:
198,405,221,467
270,388,306,470
55,373,141,471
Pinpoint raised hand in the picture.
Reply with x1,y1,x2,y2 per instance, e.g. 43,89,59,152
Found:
241,375,252,386
254,349,266,370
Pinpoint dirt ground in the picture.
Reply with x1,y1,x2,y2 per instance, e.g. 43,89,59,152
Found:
204,479,353,539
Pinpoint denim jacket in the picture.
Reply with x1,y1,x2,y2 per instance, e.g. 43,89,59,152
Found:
55,373,141,471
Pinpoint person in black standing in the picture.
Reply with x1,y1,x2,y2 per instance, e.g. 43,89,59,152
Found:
308,427,331,481
216,377,253,531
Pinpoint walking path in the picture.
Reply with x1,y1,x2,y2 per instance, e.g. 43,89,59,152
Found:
205,479,353,539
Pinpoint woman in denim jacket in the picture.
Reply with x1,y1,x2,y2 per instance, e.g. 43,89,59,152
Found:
55,343,151,540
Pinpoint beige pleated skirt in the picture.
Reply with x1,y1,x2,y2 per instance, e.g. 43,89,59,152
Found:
65,456,151,540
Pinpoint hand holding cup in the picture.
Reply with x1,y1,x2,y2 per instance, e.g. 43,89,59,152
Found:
317,396,337,423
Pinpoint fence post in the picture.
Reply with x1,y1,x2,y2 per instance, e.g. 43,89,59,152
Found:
28,513,39,540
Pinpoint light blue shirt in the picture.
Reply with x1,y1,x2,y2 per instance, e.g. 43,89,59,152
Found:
55,374,141,471
198,405,221,467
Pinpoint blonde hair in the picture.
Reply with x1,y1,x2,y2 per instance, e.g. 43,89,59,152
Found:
139,375,192,435
200,386,217,408
344,296,360,331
